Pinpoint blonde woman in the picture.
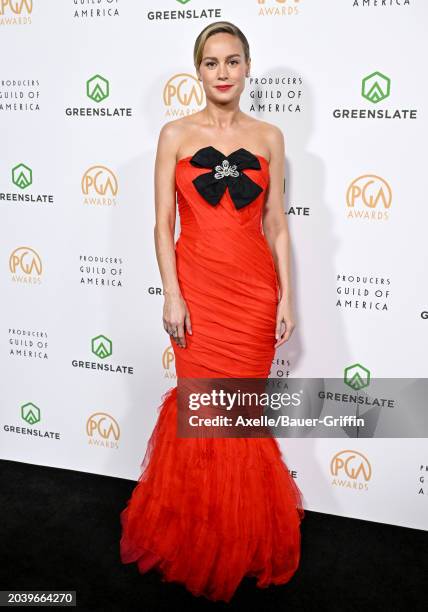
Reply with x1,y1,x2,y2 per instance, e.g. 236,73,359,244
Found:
120,20,304,603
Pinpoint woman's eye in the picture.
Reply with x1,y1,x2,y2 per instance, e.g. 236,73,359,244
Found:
205,60,239,68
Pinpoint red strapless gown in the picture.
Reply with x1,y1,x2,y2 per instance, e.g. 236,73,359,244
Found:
120,146,305,603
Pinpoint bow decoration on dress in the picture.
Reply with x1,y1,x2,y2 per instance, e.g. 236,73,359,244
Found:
189,146,264,210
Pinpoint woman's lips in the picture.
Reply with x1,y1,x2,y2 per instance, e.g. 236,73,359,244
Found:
215,85,233,91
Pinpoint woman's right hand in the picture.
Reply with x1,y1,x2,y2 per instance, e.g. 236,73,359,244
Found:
163,293,193,348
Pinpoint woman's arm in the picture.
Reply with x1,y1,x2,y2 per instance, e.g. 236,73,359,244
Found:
262,125,295,348
154,121,192,348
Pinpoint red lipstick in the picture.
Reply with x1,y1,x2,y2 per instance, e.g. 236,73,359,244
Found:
215,85,233,92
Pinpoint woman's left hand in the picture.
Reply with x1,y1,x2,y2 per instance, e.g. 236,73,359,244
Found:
274,297,295,349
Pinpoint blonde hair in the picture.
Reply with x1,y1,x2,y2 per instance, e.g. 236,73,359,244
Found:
193,21,250,71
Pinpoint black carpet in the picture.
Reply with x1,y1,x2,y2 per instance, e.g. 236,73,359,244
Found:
1,459,426,611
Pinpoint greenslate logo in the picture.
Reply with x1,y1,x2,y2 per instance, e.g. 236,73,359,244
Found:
361,71,391,103
92,334,113,359
12,163,32,189
21,402,40,425
176,0,191,4
344,363,371,390
86,75,109,103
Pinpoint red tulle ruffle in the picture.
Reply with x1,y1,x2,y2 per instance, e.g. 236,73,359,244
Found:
120,386,305,603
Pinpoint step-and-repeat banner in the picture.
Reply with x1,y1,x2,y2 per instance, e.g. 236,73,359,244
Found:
1,1,427,531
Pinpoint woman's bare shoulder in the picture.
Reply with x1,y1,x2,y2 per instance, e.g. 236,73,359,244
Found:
156,119,184,165
158,118,184,145
243,115,284,141
157,115,204,161
160,114,205,137
238,115,284,162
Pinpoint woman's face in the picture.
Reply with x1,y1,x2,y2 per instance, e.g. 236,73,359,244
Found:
197,32,249,103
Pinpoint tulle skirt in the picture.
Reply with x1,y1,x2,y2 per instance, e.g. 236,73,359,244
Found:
120,386,305,603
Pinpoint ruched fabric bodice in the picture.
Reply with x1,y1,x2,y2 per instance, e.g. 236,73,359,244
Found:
173,147,280,378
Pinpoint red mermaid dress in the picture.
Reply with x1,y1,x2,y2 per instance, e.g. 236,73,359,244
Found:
120,145,305,603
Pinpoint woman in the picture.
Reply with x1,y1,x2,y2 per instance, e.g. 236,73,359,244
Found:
120,20,305,603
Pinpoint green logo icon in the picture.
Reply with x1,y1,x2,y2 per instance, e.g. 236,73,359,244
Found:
176,0,191,4
91,334,113,359
21,402,41,425
361,71,391,103
86,74,109,103
12,163,32,189
344,363,371,390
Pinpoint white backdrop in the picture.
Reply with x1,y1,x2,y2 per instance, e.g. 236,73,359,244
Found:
1,0,427,531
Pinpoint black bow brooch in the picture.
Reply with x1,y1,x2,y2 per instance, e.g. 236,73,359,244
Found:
189,146,264,210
